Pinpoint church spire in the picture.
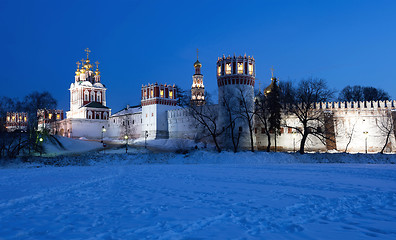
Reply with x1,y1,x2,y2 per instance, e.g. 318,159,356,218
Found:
194,48,202,75
191,49,205,106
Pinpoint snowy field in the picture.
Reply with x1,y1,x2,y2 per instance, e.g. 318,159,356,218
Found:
1,150,396,239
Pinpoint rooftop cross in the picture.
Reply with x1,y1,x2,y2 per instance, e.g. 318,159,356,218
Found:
95,61,100,69
258,79,261,92
85,48,91,59
271,66,275,78
196,48,199,60
76,61,81,69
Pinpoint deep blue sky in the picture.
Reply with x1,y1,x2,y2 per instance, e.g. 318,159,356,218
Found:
1,0,396,112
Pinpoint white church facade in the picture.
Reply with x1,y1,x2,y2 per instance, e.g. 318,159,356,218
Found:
56,49,111,139
55,49,396,153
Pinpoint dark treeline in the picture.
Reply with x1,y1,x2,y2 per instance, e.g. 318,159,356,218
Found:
338,85,390,102
0,91,58,159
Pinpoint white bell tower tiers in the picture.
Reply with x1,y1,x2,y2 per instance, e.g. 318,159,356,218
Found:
190,49,205,106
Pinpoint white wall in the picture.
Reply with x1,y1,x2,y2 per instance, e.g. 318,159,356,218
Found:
57,119,108,139
142,104,179,139
108,113,142,139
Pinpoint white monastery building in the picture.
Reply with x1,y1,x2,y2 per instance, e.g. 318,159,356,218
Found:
56,49,110,139
55,49,396,153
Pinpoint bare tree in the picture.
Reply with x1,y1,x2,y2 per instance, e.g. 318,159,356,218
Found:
236,87,255,152
174,85,190,107
339,85,390,102
221,93,241,152
255,93,271,152
22,91,57,130
344,120,357,153
0,92,60,159
284,78,335,154
377,110,395,154
189,94,223,152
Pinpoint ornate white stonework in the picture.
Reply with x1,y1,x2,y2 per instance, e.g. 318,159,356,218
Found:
56,49,111,139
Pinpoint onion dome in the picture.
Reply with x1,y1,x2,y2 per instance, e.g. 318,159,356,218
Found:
194,60,202,68
264,77,277,96
84,60,93,70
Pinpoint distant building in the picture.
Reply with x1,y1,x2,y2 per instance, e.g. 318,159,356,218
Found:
5,112,28,132
37,109,64,133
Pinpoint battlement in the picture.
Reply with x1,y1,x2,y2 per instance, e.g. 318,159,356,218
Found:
313,100,396,110
141,83,177,106
217,54,255,87
217,54,255,63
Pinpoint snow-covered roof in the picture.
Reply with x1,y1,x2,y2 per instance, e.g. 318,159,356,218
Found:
80,81,93,87
111,105,142,117
93,82,104,88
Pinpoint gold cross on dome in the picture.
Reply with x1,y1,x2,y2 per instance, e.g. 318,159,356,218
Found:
76,61,81,68
196,48,199,60
80,58,85,65
84,48,91,58
270,66,275,77
258,80,261,91
95,61,100,69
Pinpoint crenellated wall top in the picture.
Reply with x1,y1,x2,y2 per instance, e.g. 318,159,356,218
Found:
313,100,396,110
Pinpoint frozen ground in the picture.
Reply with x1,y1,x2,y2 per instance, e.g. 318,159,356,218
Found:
0,151,396,239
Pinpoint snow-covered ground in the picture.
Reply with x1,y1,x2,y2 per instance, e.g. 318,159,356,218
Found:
1,150,396,239
42,136,103,157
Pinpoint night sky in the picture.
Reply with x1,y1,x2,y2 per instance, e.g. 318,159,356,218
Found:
1,0,396,113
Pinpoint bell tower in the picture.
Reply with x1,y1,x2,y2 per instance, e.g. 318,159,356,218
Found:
190,49,205,106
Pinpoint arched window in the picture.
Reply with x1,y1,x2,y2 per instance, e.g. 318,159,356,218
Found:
84,90,89,101
97,92,102,102
91,91,95,102
88,111,92,119
103,112,108,120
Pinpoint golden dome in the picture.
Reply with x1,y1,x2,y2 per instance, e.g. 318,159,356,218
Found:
194,60,202,68
264,77,278,96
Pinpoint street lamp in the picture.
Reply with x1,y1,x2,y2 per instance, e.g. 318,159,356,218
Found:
292,132,296,152
145,131,148,149
124,135,128,153
363,131,368,153
39,137,43,156
101,126,106,144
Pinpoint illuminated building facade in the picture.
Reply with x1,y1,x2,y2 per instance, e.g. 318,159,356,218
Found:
190,50,205,106
5,112,28,132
